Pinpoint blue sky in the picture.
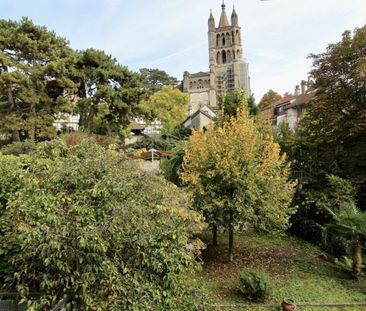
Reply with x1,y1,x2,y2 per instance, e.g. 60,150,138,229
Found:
1,0,365,99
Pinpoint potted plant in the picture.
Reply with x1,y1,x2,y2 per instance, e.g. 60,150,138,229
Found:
281,298,297,311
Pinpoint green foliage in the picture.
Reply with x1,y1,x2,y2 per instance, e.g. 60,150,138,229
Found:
0,17,77,142
1,140,37,155
302,25,366,206
219,91,258,121
334,256,355,272
130,136,178,151
139,86,189,134
291,175,357,256
160,141,185,186
74,48,144,136
239,268,272,302
247,94,259,116
0,155,24,281
139,68,179,96
0,139,207,310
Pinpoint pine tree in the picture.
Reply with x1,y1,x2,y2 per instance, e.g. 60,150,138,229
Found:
74,49,144,136
0,18,77,142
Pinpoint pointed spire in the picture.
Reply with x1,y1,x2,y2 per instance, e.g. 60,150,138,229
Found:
231,5,238,26
209,8,214,20
219,0,230,28
208,8,215,30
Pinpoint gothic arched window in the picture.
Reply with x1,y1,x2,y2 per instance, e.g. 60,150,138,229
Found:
231,31,235,43
216,34,220,47
226,33,231,45
227,50,232,62
222,50,227,64
217,51,221,64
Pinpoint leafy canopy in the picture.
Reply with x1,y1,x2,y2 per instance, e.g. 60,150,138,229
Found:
0,17,77,141
140,85,189,134
140,68,179,96
74,48,144,137
0,139,206,311
258,89,281,110
181,99,296,259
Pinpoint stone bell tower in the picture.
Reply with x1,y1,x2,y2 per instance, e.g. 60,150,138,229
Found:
182,1,250,115
208,1,250,103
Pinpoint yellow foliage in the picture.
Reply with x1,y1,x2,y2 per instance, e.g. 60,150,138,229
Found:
181,104,296,232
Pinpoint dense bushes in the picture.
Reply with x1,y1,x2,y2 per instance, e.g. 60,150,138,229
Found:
239,268,272,302
0,139,207,310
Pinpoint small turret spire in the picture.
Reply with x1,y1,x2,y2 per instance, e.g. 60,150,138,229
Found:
208,8,215,30
231,5,238,26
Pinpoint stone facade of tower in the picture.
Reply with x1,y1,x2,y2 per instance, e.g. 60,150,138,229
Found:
183,2,250,115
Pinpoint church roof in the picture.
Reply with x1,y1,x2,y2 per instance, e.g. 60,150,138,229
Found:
219,2,230,28
188,71,210,78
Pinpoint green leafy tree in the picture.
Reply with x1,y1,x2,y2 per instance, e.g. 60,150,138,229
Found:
247,94,258,116
0,18,77,142
160,141,186,186
140,68,179,96
1,139,207,310
74,49,144,136
302,25,366,206
323,176,366,279
219,90,257,118
181,103,296,262
258,89,281,110
140,85,189,134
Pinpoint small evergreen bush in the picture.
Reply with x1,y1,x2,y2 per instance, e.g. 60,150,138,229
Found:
239,268,272,302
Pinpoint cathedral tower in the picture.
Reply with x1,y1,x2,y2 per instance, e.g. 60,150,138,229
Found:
183,1,250,115
208,1,250,106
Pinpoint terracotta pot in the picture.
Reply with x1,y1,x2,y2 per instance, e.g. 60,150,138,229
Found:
281,299,297,311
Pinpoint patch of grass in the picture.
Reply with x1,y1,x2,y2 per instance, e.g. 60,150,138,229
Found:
198,232,366,310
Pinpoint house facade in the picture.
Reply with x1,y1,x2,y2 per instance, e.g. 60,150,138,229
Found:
261,81,315,129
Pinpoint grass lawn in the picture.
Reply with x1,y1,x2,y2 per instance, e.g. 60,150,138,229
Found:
198,232,366,310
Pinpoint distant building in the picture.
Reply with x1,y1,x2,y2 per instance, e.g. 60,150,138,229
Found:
182,1,250,130
261,81,315,129
182,106,216,131
53,113,80,132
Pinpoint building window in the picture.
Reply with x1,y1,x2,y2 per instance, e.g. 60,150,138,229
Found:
217,51,221,64
222,50,227,64
197,79,204,89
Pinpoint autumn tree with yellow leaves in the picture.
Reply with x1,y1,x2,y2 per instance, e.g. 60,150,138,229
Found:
181,98,297,262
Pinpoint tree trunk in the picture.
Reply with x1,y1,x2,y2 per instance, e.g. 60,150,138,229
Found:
86,104,96,133
28,102,36,140
352,239,362,279
212,224,218,246
7,89,21,142
228,209,234,262
3,66,21,142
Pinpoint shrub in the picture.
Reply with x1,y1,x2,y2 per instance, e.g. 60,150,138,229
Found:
0,140,37,155
1,139,207,310
239,268,272,302
61,132,117,148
